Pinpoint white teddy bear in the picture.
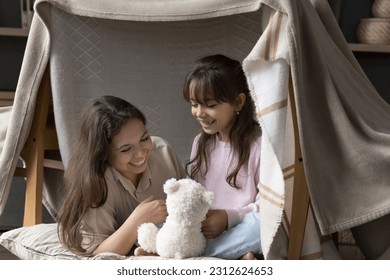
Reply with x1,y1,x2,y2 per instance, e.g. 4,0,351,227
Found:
137,178,215,259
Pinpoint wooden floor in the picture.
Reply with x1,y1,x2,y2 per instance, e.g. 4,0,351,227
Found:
0,245,19,260
338,244,365,260
336,230,366,260
0,228,19,259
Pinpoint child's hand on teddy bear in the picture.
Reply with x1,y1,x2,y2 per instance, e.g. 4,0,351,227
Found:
201,209,228,239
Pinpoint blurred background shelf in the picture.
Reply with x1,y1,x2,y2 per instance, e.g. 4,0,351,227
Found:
0,27,29,37
349,43,390,53
0,91,14,106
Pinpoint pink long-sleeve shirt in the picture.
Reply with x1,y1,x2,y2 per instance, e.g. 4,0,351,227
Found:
190,134,261,229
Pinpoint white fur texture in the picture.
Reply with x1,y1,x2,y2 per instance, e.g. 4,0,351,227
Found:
137,178,214,259
137,223,159,253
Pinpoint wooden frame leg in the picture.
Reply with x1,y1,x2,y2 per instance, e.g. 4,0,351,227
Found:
20,67,51,226
287,73,310,260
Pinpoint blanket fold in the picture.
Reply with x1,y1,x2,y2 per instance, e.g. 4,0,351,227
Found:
244,0,390,259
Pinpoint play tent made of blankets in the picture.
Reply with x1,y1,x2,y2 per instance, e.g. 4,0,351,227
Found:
0,0,389,260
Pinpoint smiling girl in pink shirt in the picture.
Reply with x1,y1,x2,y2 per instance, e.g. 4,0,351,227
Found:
183,54,262,260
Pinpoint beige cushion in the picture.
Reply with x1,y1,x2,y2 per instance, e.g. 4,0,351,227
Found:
0,223,132,260
0,223,217,260
0,223,81,260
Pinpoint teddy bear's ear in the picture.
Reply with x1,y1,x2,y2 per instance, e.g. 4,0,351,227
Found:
203,191,215,206
163,178,179,194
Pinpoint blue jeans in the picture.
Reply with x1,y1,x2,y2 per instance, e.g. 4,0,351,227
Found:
203,212,261,259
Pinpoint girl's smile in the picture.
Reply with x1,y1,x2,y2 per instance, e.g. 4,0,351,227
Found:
198,118,216,127
130,157,146,167
191,100,238,142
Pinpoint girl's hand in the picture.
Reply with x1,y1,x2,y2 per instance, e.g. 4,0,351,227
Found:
201,209,228,239
131,196,167,226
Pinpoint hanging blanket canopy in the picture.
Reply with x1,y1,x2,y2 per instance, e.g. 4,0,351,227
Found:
0,0,389,259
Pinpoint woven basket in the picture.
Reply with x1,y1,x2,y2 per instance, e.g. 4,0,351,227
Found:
356,18,390,44
372,0,390,18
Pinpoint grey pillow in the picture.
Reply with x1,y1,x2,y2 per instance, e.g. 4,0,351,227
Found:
0,223,81,260
0,223,217,260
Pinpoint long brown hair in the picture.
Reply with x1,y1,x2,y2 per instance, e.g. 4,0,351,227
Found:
58,95,146,255
183,54,260,188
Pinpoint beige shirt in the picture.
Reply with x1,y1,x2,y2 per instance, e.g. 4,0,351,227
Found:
80,136,186,253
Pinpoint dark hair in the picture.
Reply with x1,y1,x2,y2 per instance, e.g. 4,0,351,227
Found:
183,54,260,188
58,95,146,255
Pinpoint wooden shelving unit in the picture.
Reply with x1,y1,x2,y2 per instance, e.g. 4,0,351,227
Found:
349,43,390,53
0,91,15,107
0,27,28,107
0,27,29,37
0,1,32,107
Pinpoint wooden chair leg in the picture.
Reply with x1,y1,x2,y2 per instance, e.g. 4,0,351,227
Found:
287,73,310,260
20,67,51,226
